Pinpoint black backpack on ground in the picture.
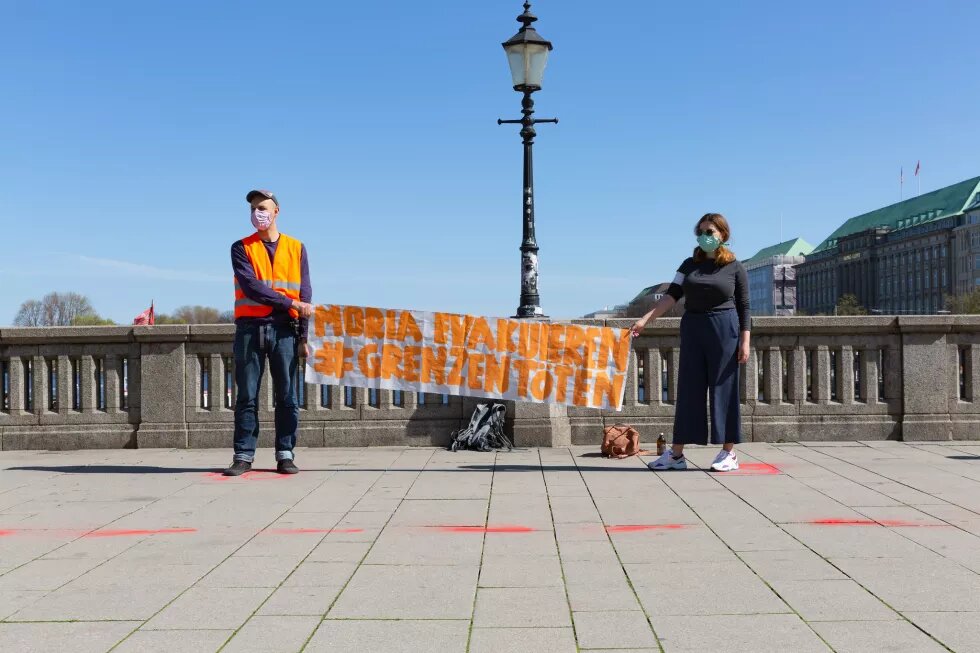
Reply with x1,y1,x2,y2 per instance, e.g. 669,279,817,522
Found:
449,403,513,452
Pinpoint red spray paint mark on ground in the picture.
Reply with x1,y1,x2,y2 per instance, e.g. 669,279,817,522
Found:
605,524,689,533
203,471,288,482
722,463,781,475
0,530,13,537
809,519,946,528
83,528,197,538
426,525,536,534
265,528,365,535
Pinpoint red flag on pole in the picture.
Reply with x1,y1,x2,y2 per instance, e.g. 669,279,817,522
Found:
133,302,155,326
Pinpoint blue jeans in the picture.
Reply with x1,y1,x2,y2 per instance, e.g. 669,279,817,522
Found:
233,322,299,462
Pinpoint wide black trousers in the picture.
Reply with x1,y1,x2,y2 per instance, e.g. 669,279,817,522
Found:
673,308,742,446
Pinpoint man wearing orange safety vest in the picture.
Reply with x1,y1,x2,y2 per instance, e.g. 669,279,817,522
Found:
224,189,314,476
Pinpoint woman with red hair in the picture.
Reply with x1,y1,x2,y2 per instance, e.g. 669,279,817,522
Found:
631,213,750,472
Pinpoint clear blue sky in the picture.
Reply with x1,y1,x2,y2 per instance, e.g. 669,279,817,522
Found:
5,0,980,324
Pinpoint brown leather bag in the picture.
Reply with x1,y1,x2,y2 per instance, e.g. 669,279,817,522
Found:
601,424,651,459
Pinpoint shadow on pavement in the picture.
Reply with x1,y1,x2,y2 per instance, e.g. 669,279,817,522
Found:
3,463,672,474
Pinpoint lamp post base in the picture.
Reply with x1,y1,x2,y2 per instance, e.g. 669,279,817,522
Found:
514,304,547,319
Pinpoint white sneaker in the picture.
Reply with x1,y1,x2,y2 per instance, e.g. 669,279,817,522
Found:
710,449,739,472
648,450,687,471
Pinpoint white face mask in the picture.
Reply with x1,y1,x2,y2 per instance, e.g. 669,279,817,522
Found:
251,209,273,231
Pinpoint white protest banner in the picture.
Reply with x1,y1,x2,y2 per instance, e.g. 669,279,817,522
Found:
304,305,631,410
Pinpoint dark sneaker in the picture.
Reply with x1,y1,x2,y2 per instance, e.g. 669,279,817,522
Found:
223,460,252,476
277,459,299,475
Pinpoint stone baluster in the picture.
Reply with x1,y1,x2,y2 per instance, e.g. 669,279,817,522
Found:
645,349,662,406
764,347,782,405
623,350,638,407
209,354,225,412
7,356,27,416
813,346,831,404
788,346,807,405
860,346,878,405
840,346,855,406
970,344,980,403
80,355,98,414
33,355,47,416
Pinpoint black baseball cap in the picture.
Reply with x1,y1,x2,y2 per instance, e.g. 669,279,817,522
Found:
246,189,279,207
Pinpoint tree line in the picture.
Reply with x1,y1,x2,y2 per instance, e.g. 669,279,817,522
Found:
13,292,234,326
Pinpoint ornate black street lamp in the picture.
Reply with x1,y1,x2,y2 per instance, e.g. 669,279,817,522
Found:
498,1,557,318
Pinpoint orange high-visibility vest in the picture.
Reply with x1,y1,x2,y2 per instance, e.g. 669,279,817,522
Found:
234,233,303,320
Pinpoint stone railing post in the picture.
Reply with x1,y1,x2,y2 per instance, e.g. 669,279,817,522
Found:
899,316,953,441
511,402,571,447
135,325,189,448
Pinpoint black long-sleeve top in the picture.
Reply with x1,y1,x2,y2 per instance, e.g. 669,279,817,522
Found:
665,257,751,332
231,238,312,341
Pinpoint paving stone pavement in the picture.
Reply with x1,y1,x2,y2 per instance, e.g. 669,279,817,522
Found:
1,441,979,652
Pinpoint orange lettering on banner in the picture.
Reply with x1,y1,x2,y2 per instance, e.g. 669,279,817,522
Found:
314,305,343,338
583,328,602,369
434,313,451,344
530,369,555,401
545,324,566,365
572,368,593,406
449,315,475,348
397,311,423,342
497,319,519,353
599,329,632,372
552,365,574,403
562,325,586,367
314,342,350,379
402,346,422,383
343,306,365,337
385,310,399,339
357,344,381,378
512,359,539,398
381,344,403,380
484,354,510,394
592,372,625,409
447,347,469,386
466,318,495,351
518,322,543,359
467,353,486,391
422,346,448,385
364,308,385,339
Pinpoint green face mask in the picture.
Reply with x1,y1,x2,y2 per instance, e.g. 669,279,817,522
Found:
697,233,722,253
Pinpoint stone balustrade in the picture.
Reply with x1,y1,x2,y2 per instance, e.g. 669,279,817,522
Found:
0,316,977,450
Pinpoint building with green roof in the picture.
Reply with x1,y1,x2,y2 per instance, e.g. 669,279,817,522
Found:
954,196,980,295
798,176,980,314
744,237,814,316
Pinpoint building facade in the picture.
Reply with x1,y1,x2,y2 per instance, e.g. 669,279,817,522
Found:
952,198,980,294
743,238,813,316
625,283,685,319
798,176,980,315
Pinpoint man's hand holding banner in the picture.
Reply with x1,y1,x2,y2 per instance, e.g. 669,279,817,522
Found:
304,305,631,411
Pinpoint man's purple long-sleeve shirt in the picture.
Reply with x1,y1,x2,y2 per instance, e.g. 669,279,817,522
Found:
231,237,312,341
